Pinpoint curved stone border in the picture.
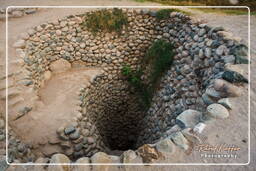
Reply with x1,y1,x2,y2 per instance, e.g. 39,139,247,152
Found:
7,8,249,164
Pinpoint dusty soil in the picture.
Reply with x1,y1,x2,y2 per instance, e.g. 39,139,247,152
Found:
0,0,255,170
11,68,102,155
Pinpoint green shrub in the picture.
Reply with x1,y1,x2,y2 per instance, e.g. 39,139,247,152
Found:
121,65,151,108
145,39,175,87
81,8,128,34
121,39,175,110
156,8,190,20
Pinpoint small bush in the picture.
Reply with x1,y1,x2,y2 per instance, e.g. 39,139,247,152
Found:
121,65,151,108
145,39,175,86
122,39,175,110
156,8,190,20
81,8,128,34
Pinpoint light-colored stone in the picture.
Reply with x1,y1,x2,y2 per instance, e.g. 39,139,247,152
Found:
156,138,176,156
181,128,202,144
122,150,143,163
193,122,206,134
73,157,90,171
48,153,70,171
225,64,248,79
137,144,161,163
176,109,202,128
44,70,52,81
13,40,26,48
217,31,233,40
207,103,229,119
213,79,242,97
49,59,71,73
0,119,4,129
216,45,228,56
19,32,29,40
56,30,62,36
170,132,190,151
33,157,49,171
11,10,23,17
91,152,112,171
6,165,27,171
16,49,25,58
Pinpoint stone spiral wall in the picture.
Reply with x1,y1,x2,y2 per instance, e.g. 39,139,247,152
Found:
135,11,248,147
10,8,248,163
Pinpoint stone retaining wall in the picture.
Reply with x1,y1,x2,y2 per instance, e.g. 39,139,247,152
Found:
9,8,249,164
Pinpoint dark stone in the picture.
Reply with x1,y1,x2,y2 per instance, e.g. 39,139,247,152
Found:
17,143,27,153
0,159,8,171
64,126,76,135
222,71,248,83
211,40,221,48
74,150,84,158
149,11,157,17
69,130,80,140
230,44,249,64
208,26,224,37
175,119,185,129
74,143,83,151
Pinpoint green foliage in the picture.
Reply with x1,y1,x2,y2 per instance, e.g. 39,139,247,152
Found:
156,9,173,20
121,65,151,108
121,65,133,77
156,8,191,20
121,40,175,110
81,8,128,34
145,39,175,86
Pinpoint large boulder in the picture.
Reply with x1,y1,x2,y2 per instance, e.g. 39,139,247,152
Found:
33,157,49,171
137,144,161,163
225,64,248,80
49,59,71,74
170,132,190,151
213,79,242,97
13,39,26,48
48,154,70,171
91,152,112,171
221,70,248,83
207,103,229,119
122,150,143,163
155,138,176,157
73,157,90,171
176,109,202,128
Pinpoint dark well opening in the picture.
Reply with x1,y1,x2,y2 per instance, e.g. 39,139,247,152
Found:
83,76,147,151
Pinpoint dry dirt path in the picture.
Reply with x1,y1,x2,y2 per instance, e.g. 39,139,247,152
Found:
0,1,255,170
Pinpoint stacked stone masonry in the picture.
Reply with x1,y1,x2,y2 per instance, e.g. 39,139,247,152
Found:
6,8,248,165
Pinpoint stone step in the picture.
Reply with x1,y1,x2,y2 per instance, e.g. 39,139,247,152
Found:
0,87,20,100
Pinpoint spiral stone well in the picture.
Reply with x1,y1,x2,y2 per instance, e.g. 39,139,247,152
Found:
8,8,248,164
